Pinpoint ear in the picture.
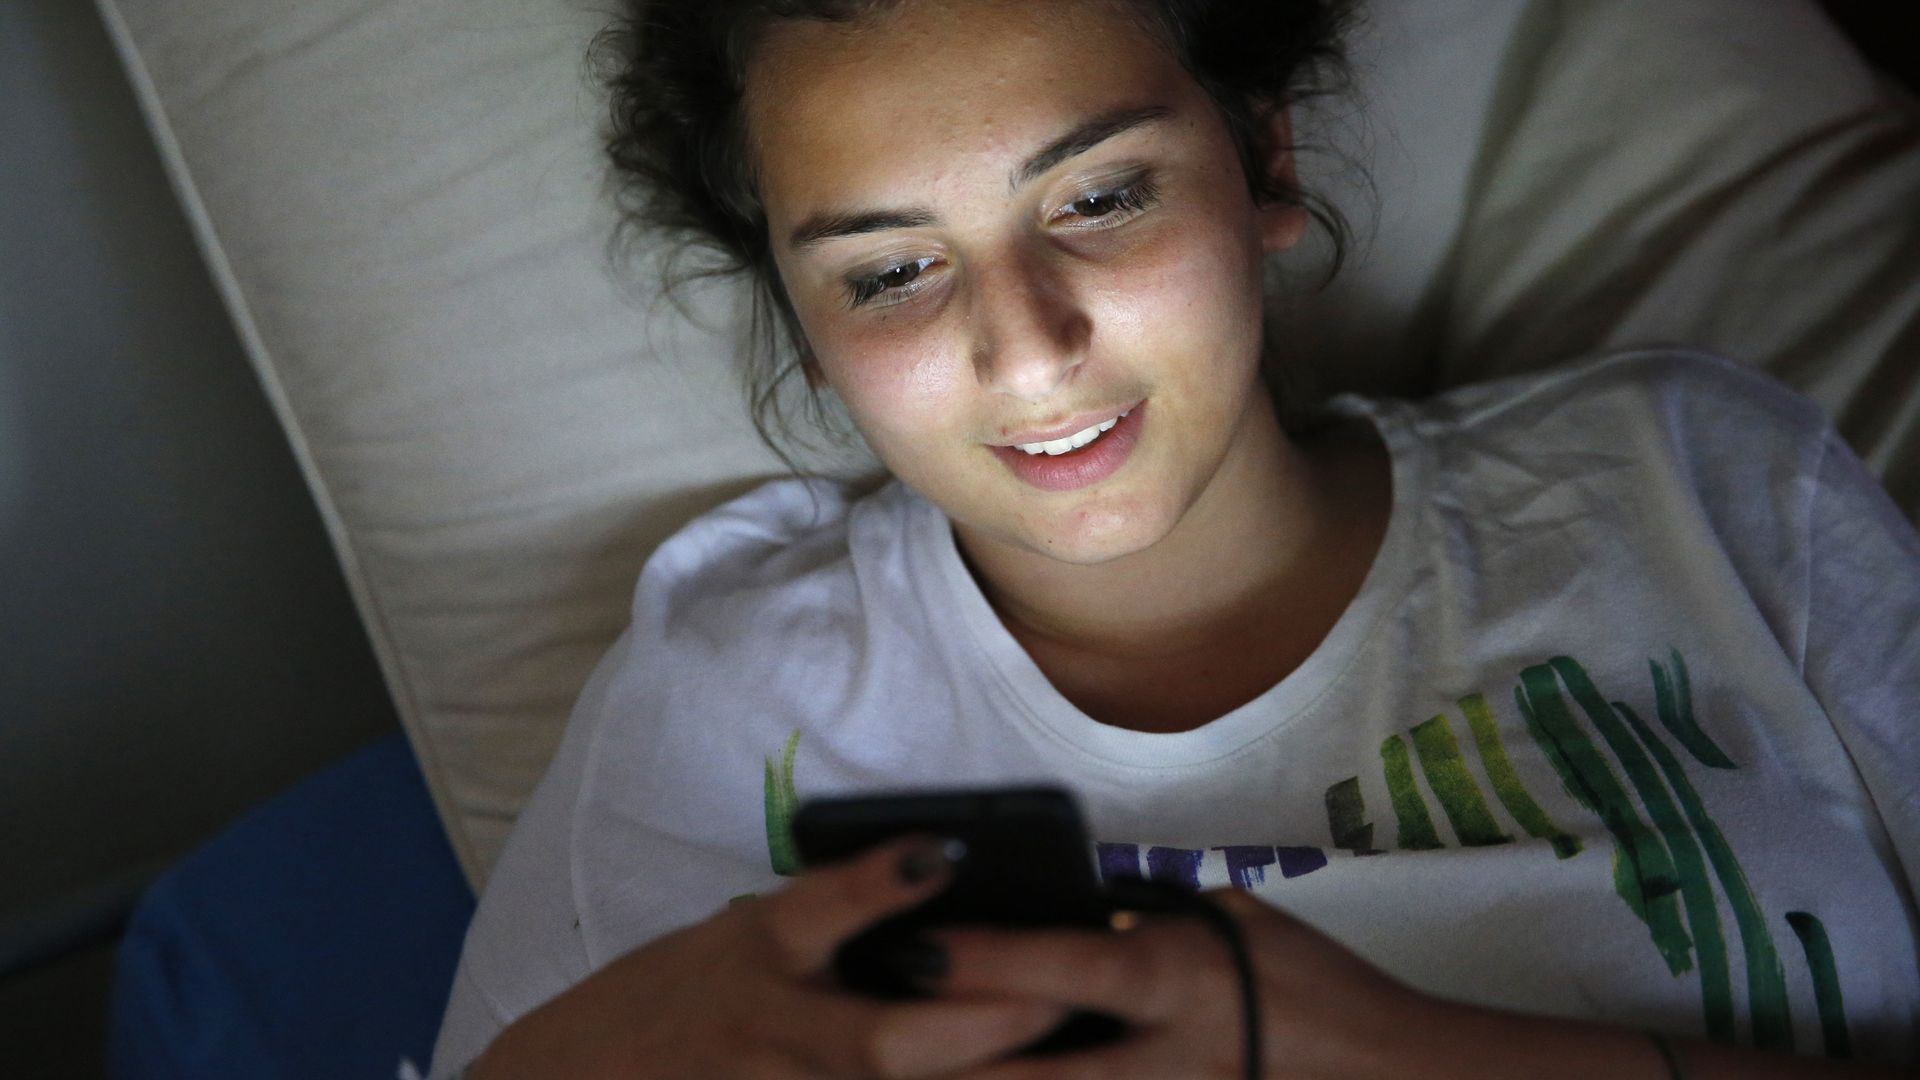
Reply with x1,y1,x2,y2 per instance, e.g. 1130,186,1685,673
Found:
1255,104,1309,255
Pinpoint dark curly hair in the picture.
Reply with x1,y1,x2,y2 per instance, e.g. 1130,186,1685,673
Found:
589,0,1359,465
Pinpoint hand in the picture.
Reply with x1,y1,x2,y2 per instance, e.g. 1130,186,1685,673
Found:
923,888,1441,1080
923,888,1915,1080
469,836,1068,1080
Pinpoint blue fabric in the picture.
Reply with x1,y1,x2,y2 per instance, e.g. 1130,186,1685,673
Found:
111,731,476,1080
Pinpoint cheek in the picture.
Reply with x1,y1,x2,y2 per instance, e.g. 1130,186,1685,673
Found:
1090,216,1266,368
774,252,961,441
811,320,967,443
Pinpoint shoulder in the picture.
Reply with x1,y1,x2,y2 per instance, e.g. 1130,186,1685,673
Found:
637,476,862,602
631,475,910,636
536,478,927,955
1356,350,1838,613
602,473,930,752
1400,348,1832,496
1420,348,1825,448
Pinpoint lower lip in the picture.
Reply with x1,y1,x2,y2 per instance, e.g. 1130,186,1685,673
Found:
989,402,1145,492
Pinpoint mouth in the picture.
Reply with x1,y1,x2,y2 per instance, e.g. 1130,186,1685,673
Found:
994,400,1141,449
988,400,1146,492
1008,408,1132,456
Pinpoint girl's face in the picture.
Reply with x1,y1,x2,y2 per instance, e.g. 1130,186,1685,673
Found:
749,0,1306,565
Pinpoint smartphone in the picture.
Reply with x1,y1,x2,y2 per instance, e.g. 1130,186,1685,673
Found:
791,786,1127,1054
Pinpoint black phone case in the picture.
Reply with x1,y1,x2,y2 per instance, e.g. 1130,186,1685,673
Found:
792,787,1128,1055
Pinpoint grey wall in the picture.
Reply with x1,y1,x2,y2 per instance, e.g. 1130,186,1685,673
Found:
0,0,401,1071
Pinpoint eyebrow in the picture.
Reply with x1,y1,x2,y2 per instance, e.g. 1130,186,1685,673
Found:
786,104,1173,251
789,208,938,250
1009,104,1171,190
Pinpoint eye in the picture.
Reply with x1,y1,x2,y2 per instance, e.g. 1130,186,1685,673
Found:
847,256,938,308
1055,178,1160,226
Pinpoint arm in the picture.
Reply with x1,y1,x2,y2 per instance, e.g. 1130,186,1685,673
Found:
430,630,1059,1080
466,837,1065,1080
926,891,1910,1079
1799,428,1920,903
1430,1004,1898,1080
426,628,623,1077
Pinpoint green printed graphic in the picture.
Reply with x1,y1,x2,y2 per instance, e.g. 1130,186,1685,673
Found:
1651,650,1734,769
1380,735,1444,850
1551,660,1710,987
764,729,803,876
1615,701,1792,1051
1409,714,1512,847
735,646,1825,1057
1786,912,1851,1058
1324,777,1380,854
1590,707,1732,1040
1459,693,1583,859
1516,667,1690,974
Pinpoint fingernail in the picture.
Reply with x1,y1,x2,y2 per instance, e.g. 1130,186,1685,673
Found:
896,837,965,885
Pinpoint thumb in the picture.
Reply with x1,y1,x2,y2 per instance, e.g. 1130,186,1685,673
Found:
759,834,961,976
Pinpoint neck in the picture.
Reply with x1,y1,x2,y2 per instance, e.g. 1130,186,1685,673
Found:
954,393,1372,661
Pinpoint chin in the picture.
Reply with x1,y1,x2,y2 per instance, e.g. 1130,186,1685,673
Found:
1018,490,1182,566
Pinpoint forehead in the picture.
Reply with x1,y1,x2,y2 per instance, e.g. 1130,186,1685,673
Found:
743,0,1196,220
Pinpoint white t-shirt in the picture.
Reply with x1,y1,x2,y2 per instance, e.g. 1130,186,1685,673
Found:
431,351,1920,1074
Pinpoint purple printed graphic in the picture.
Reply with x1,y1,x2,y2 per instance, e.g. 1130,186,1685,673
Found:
1218,846,1278,887
1145,846,1204,891
1216,845,1328,886
1102,843,1329,888
1277,845,1329,878
1096,842,1143,882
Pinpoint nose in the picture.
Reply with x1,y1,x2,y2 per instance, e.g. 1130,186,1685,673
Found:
967,245,1092,401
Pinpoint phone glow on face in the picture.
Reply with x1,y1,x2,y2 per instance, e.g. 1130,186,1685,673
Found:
838,172,1163,311
751,0,1299,568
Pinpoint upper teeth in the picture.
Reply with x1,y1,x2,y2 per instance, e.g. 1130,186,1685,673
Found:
1015,411,1127,456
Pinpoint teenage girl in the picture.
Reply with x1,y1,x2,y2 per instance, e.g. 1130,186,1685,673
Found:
434,2,1920,1076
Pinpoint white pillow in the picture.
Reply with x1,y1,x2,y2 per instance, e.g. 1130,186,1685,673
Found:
96,0,1918,887
95,0,790,884
1437,0,1920,503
